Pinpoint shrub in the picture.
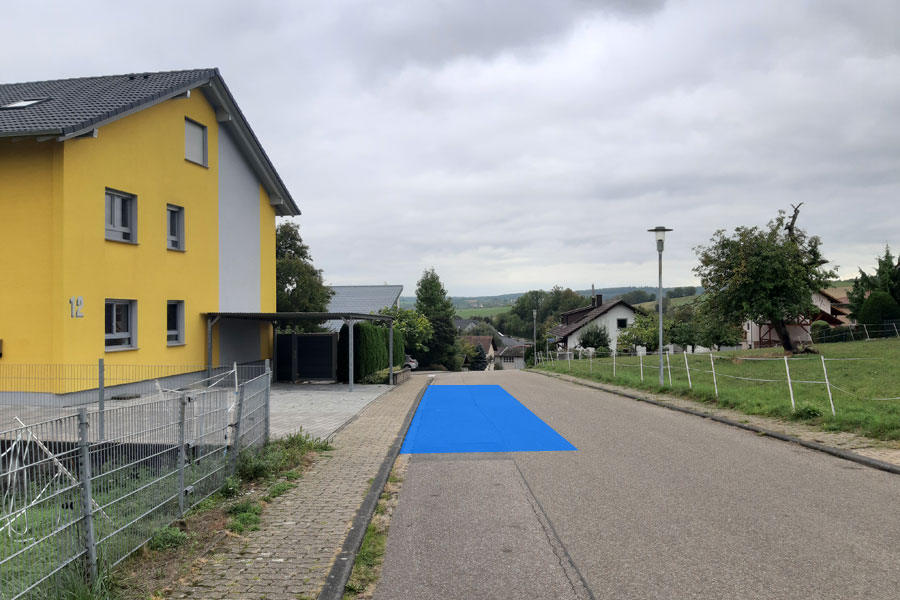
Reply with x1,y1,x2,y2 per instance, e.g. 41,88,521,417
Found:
337,322,404,382
858,291,900,325
810,320,830,343
470,344,488,371
149,526,188,550
579,324,610,352
792,404,822,420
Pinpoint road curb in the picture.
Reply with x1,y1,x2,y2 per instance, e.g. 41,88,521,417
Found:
318,377,432,600
527,369,900,477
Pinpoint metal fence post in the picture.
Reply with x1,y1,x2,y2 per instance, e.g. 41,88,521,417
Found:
666,351,672,386
784,356,796,412
229,385,246,475
684,351,692,389
264,359,271,445
78,408,98,585
709,353,719,398
98,358,104,442
820,355,835,416
177,393,187,518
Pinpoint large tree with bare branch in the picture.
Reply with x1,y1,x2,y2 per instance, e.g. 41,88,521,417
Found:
693,205,837,353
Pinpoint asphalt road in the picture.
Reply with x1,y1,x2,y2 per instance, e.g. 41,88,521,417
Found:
375,370,900,600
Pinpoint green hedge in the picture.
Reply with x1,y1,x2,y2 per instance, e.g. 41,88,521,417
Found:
337,322,405,383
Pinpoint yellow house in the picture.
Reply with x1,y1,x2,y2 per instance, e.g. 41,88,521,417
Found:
0,69,299,372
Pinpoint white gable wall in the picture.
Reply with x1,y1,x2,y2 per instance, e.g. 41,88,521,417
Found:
566,304,636,351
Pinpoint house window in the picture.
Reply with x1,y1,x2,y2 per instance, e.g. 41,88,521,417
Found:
105,190,137,242
105,299,137,350
503,356,515,363
617,318,628,329
167,205,184,250
167,301,184,345
185,118,207,166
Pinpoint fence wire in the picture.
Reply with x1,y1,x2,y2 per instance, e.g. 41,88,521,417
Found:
0,362,271,600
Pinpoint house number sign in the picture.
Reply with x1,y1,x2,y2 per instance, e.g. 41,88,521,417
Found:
69,296,84,318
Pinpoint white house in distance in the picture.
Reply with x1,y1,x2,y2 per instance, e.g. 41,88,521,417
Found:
549,294,639,351
742,289,847,349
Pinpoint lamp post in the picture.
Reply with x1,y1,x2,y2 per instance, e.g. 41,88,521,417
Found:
648,226,673,386
533,309,537,362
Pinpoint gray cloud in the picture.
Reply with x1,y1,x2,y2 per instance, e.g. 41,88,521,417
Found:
3,0,898,296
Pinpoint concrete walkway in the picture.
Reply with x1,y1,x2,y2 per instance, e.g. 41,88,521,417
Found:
171,375,427,600
269,382,390,440
377,370,900,600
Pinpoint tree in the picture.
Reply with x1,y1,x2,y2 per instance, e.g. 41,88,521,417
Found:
857,291,900,325
693,205,837,353
275,222,333,331
377,306,433,355
578,323,610,351
415,269,458,368
694,301,743,350
669,303,699,352
617,312,671,352
847,246,900,319
471,344,488,371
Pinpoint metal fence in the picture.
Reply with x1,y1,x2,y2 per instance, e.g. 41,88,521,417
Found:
0,363,271,599
811,321,900,344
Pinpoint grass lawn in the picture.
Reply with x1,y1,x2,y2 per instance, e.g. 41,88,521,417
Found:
634,294,700,311
456,306,512,318
536,338,900,440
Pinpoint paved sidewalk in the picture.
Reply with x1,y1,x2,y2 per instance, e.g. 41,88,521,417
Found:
171,376,427,600
269,383,391,440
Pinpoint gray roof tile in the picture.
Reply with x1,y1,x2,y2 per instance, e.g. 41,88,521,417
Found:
0,69,215,136
324,285,403,331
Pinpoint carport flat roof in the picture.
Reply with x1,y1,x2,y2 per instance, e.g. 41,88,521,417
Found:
205,311,392,322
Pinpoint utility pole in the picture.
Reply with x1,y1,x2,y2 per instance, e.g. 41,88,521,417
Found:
648,226,672,386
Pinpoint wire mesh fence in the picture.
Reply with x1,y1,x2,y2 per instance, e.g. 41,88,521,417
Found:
0,362,271,600
536,348,900,423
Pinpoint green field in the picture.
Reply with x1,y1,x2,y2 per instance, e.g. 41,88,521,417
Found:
536,338,900,440
634,294,700,312
456,306,512,318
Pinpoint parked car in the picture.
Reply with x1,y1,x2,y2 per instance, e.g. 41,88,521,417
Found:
403,355,418,370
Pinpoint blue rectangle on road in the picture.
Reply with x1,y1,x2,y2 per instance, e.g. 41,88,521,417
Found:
400,385,576,454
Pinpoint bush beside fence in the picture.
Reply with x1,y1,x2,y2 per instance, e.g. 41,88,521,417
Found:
0,364,271,600
337,323,405,383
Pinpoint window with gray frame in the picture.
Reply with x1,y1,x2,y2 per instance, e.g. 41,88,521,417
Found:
105,190,137,242
185,118,207,166
105,299,137,350
167,300,184,345
167,204,184,250
617,318,628,329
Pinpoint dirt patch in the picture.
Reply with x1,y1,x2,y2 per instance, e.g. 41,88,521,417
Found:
542,372,900,468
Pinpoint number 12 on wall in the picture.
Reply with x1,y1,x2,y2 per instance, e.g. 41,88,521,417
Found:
69,296,84,318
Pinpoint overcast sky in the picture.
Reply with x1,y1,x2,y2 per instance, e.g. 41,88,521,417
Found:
5,1,899,296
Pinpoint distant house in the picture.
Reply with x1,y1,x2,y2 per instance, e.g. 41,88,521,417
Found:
495,345,527,370
324,285,402,332
453,318,480,333
743,289,849,348
461,335,496,369
548,294,639,351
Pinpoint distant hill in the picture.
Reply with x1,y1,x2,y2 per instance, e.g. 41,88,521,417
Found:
398,286,702,310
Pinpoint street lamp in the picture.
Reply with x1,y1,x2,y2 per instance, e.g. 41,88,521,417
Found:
648,226,673,386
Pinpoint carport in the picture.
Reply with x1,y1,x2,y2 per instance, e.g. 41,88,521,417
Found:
204,312,395,390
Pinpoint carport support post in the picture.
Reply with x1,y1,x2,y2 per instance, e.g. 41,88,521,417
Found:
348,319,354,392
206,315,220,385
389,323,394,386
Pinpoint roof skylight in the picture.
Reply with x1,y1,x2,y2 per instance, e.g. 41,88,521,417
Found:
0,98,48,109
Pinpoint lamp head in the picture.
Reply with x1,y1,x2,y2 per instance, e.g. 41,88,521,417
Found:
648,226,673,251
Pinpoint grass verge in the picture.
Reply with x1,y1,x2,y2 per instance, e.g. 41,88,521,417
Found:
342,458,407,600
